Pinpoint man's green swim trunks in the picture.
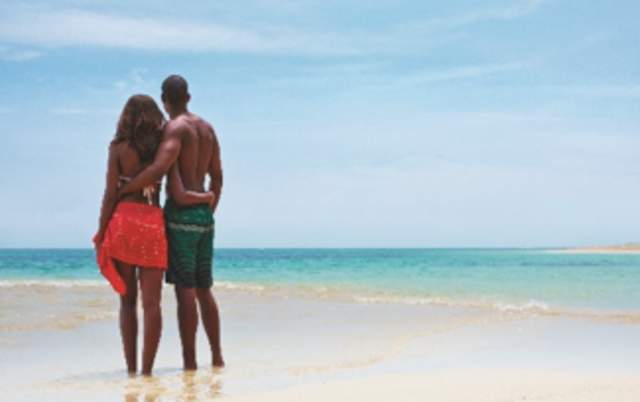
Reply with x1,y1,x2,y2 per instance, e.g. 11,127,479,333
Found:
164,198,215,288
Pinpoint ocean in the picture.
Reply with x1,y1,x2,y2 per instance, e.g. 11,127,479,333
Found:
1,248,639,316
3,248,640,402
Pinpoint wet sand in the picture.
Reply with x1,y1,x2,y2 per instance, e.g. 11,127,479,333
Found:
2,283,640,401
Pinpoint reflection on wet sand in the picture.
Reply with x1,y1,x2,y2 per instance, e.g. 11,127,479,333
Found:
182,371,197,401
123,375,161,402
120,368,223,401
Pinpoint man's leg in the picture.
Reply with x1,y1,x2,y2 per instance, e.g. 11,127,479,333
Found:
196,288,224,367
165,205,202,371
195,226,224,367
115,261,138,374
175,286,199,370
139,268,164,375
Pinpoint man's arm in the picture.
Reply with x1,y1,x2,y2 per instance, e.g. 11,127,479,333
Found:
168,164,216,206
119,123,183,196
208,128,223,213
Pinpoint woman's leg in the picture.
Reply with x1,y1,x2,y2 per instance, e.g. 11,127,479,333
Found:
139,267,164,375
115,261,138,374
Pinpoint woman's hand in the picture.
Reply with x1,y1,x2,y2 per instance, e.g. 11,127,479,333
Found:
93,231,104,253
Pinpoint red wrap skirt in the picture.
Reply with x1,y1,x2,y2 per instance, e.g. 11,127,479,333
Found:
94,202,168,295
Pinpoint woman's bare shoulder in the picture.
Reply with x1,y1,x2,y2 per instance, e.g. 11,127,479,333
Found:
111,141,143,174
109,140,126,153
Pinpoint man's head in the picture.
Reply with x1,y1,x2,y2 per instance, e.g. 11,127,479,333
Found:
161,74,190,114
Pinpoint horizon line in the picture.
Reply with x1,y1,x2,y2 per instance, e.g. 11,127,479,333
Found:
0,246,576,250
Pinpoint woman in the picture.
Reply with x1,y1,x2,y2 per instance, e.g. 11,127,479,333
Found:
94,94,213,375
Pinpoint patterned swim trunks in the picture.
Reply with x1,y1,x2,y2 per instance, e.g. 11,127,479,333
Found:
163,198,215,288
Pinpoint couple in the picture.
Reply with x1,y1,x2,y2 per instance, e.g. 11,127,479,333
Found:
94,75,224,376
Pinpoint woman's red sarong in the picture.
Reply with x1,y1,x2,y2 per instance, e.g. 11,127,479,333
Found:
93,202,168,295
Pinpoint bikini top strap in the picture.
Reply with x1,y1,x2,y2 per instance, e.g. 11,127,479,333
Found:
119,175,162,184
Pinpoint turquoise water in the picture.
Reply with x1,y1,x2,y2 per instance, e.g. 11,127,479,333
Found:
1,248,639,312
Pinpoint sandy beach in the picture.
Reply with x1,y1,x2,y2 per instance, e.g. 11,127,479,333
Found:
556,244,640,254
2,281,640,402
2,0,638,400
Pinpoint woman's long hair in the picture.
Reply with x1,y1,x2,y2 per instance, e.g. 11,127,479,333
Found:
112,95,165,164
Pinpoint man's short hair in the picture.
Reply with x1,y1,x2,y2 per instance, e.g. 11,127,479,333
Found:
161,74,189,106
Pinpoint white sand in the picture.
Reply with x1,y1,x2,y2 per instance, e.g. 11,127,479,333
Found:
2,285,640,401
228,370,640,402
555,244,640,254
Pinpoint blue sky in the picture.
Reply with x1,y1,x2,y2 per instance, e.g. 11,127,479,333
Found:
0,0,638,247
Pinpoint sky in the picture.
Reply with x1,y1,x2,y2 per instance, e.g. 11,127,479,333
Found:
0,0,638,248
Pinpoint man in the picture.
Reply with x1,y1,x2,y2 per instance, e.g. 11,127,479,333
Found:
119,74,224,369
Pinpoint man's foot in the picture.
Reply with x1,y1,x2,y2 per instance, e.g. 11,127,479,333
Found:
182,349,197,371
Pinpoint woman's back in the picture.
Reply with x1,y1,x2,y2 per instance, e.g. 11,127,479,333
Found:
115,141,161,206
106,94,165,206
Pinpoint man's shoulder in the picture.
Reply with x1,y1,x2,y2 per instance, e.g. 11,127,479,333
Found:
189,113,215,135
164,117,193,138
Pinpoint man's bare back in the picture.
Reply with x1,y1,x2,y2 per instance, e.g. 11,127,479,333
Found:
168,113,216,194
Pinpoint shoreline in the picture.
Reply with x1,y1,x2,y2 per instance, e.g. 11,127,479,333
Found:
3,278,640,326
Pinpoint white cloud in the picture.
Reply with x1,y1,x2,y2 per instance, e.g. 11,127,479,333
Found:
463,0,546,22
406,0,546,33
406,62,526,84
50,107,89,115
562,85,640,99
0,45,42,61
113,68,152,93
0,1,547,55
0,6,345,54
267,60,530,91
50,107,118,115
513,84,640,100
